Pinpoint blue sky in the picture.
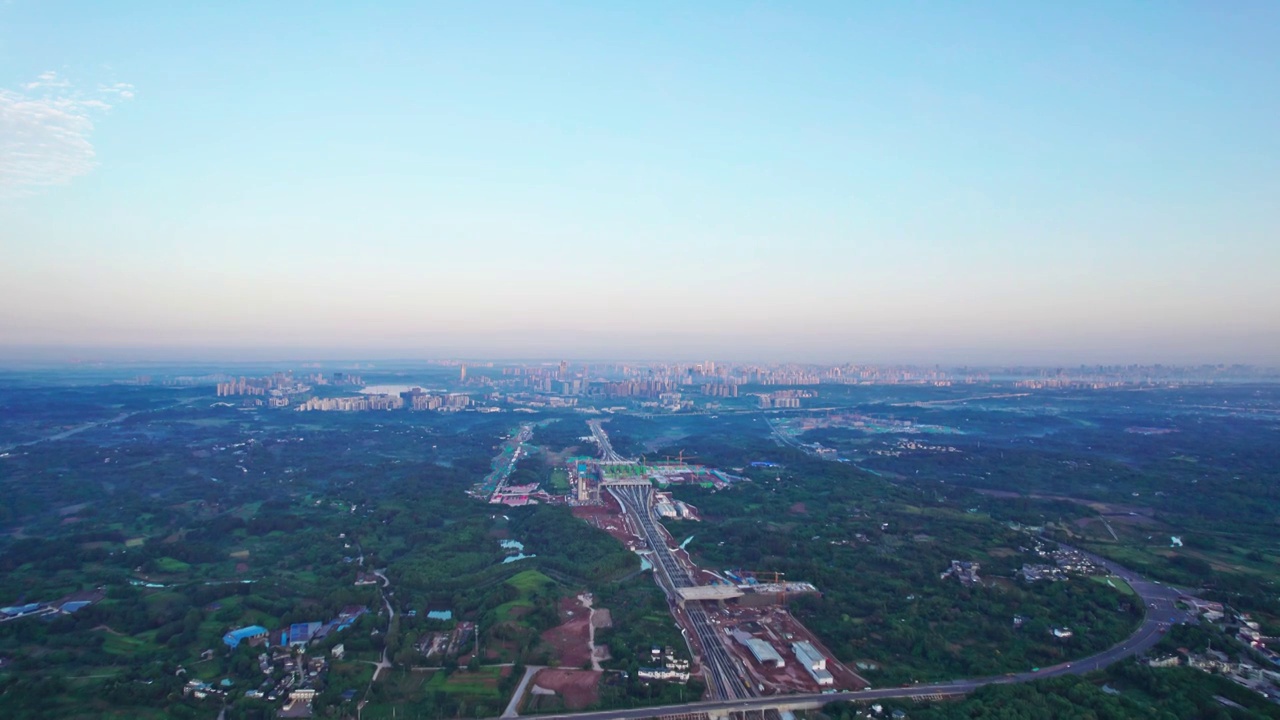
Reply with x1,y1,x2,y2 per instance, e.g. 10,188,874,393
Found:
1,1,1277,363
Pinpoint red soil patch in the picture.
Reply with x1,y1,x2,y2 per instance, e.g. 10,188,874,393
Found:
572,500,638,548
541,596,592,668
235,562,249,573
788,502,808,515
529,668,600,710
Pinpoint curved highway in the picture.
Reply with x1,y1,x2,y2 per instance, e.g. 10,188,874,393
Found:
502,539,1196,720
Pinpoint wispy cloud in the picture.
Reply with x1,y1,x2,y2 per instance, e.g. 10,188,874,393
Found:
0,71,134,198
99,82,135,101
22,70,71,91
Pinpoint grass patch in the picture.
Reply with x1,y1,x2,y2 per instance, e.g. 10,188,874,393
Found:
423,667,503,697
918,506,991,523
330,661,374,688
124,537,145,548
1091,574,1136,596
154,557,191,573
496,599,534,623
101,632,159,656
505,569,554,594
1079,542,1151,568
492,569,557,625
144,591,187,606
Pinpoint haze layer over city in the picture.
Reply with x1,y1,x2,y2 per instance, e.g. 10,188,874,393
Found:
3,3,1280,720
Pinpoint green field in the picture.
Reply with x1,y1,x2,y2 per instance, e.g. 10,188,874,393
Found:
495,598,534,622
1091,574,1135,596
505,569,554,593
423,667,504,698
491,570,557,624
101,631,159,656
153,556,191,573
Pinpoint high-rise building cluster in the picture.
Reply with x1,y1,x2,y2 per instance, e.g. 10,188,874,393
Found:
404,389,472,411
757,389,815,409
216,371,362,398
295,394,404,412
700,383,739,398
216,378,268,397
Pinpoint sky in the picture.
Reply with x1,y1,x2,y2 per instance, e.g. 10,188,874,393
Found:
1,1,1278,364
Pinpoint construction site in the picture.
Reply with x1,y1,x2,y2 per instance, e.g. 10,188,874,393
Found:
566,450,867,699
651,522,867,696
416,621,476,662
563,455,745,507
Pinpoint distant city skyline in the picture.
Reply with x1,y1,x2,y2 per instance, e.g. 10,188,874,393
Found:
2,2,1278,364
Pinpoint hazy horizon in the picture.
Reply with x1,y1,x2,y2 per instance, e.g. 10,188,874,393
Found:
3,2,1278,364
1,341,1276,369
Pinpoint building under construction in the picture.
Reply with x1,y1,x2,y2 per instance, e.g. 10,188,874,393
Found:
713,570,820,608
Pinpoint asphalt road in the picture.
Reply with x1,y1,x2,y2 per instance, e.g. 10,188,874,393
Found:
506,538,1196,720
589,420,624,463
609,484,750,702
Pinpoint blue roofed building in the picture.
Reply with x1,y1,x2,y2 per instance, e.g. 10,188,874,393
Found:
222,625,269,649
288,622,323,647
334,605,369,632
0,603,43,617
